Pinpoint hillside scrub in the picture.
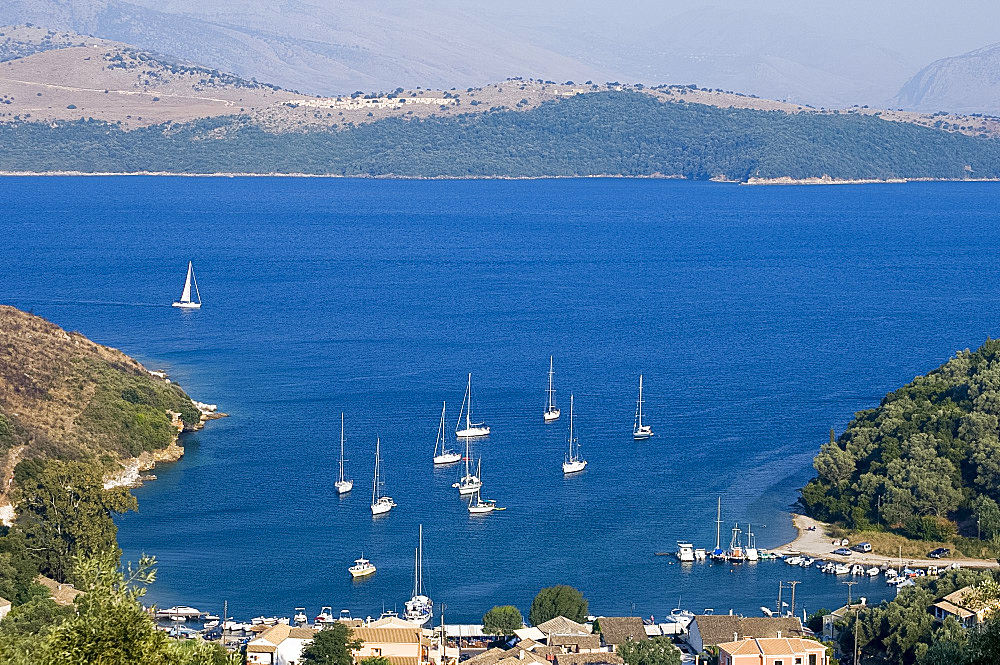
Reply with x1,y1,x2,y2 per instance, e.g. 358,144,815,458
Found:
801,339,1000,555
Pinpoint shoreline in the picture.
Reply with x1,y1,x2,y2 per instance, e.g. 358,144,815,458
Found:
0,171,997,185
775,513,1000,569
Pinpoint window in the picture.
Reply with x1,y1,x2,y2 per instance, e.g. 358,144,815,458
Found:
809,655,817,665
775,661,783,665
796,658,802,664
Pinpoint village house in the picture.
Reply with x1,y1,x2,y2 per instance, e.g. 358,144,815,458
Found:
352,615,432,665
593,617,647,652
716,637,828,665
35,575,82,606
552,653,625,665
686,616,804,653
821,600,866,642
933,585,1000,628
246,624,319,665
0,596,10,621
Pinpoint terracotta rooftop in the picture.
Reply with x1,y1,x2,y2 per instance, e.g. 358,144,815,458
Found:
595,617,648,645
537,616,591,636
35,575,82,606
693,616,804,647
553,653,624,665
717,637,827,656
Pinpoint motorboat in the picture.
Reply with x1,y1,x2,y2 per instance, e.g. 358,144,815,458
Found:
349,556,376,579
676,543,695,562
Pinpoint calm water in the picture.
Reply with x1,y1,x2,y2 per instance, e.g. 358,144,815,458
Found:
3,176,998,623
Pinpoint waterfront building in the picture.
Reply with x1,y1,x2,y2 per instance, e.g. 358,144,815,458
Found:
716,637,828,665
593,617,648,652
821,600,866,643
352,615,432,665
0,596,9,622
246,624,319,665
933,585,999,628
687,616,804,653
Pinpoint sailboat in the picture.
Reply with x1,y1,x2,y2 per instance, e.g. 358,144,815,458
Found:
452,437,482,495
403,525,433,626
432,402,461,465
710,497,726,561
370,438,396,515
335,413,353,494
633,374,653,440
544,356,561,422
455,374,490,438
171,261,202,309
467,461,499,514
562,395,587,474
727,523,746,563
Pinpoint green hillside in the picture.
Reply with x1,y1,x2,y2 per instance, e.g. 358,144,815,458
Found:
3,91,1000,179
801,339,1000,550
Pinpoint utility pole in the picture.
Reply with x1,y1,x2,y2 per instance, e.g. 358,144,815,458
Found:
439,603,447,663
787,581,801,619
777,581,783,616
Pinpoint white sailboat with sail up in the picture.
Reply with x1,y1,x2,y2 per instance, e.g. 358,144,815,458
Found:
370,438,396,515
451,436,482,495
455,374,490,438
335,413,353,495
562,395,587,474
633,374,653,440
432,402,461,465
172,261,202,309
544,356,560,422
404,525,433,626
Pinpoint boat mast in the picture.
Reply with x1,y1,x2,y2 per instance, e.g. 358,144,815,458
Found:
418,524,424,595
339,413,346,484
191,263,201,305
466,374,472,430
638,375,644,429
547,356,555,411
372,438,381,504
715,497,722,551
435,402,445,457
568,395,575,461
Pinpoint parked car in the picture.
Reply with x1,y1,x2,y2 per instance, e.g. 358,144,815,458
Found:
852,542,873,553
833,547,853,556
929,547,950,559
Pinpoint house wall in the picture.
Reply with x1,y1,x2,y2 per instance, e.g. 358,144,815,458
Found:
276,637,312,665
355,641,421,661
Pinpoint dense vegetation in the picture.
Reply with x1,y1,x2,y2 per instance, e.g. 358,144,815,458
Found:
801,339,1000,552
3,92,1000,179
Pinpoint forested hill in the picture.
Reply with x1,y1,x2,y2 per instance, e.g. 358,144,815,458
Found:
3,91,1000,180
801,339,1000,542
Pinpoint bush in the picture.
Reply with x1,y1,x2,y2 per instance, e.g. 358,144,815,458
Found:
902,516,957,542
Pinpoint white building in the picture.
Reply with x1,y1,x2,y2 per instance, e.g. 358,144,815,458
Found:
246,624,319,665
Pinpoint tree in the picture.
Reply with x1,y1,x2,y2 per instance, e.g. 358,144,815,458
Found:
964,613,1000,665
300,623,362,665
617,638,681,665
482,605,524,636
529,585,588,626
12,459,137,582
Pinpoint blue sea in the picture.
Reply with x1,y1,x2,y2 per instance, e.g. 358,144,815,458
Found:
3,176,998,623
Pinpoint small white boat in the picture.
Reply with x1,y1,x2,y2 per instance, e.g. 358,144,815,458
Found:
785,556,803,566
403,525,433,626
780,549,801,556
633,374,653,439
834,564,850,575
370,438,396,515
335,413,353,495
693,548,707,561
455,373,490,438
867,567,881,576
452,436,482,495
676,542,695,562
172,261,202,309
544,355,561,422
851,564,866,576
349,556,376,578
432,402,462,465
562,395,587,474
745,524,759,561
467,462,499,514
799,557,815,567
293,608,308,625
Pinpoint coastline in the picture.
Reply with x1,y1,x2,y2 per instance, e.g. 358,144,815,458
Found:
776,513,1000,569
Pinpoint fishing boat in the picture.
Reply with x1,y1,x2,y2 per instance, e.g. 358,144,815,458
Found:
455,374,490,438
432,402,461,465
562,395,587,474
727,524,746,563
633,374,653,439
293,608,308,625
403,525,433,626
544,356,561,421
335,413,353,494
452,437,482,495
171,261,202,309
676,543,695,562
709,497,727,561
745,524,759,561
370,438,396,515
349,556,376,579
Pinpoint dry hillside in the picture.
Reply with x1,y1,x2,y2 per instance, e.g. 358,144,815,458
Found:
0,306,205,503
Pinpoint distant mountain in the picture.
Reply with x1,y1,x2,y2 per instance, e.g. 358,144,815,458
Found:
894,44,1000,114
0,0,924,106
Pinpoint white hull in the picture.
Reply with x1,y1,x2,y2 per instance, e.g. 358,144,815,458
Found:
562,459,587,474
172,301,201,309
350,566,376,578
633,426,653,440
544,409,561,422
371,497,395,515
456,426,490,438
677,543,695,562
433,452,462,465
335,480,353,494
468,504,496,514
745,548,759,562
453,475,481,495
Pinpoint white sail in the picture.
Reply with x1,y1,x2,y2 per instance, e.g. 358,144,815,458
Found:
172,260,202,309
